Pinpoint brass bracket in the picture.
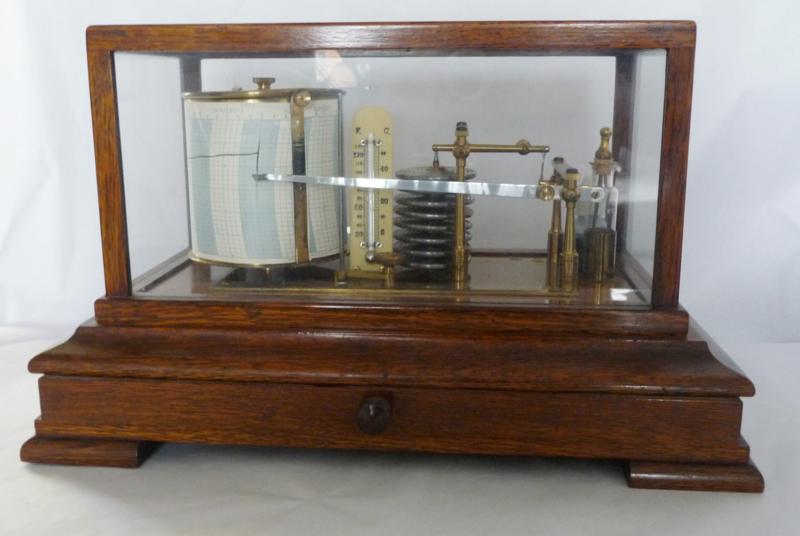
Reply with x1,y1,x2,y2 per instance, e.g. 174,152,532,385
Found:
432,122,550,289
337,251,404,289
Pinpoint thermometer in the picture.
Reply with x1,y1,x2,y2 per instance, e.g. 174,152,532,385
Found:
348,107,394,273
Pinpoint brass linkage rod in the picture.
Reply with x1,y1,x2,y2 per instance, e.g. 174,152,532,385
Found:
433,141,550,155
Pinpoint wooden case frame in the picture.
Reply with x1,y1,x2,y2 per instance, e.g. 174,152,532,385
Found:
21,21,764,493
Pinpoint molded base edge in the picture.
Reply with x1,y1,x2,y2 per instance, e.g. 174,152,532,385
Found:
20,436,159,468
627,459,764,493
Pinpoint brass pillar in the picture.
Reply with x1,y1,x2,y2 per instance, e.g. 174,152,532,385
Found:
547,199,562,290
289,90,312,263
560,169,581,292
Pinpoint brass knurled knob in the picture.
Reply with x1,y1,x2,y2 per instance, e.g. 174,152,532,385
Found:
253,77,275,90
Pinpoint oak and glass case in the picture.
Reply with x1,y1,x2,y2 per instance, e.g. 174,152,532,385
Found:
21,22,765,493
116,44,668,309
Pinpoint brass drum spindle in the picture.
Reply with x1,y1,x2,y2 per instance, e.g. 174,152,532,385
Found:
290,90,312,263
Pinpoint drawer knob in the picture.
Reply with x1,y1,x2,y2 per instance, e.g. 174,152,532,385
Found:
356,396,392,434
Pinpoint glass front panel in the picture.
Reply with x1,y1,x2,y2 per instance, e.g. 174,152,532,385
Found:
115,50,666,307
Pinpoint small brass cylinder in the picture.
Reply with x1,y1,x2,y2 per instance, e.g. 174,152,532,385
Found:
585,228,616,281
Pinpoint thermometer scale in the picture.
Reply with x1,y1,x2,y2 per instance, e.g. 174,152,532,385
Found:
347,107,394,274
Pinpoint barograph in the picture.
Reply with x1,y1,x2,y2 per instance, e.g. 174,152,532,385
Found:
21,21,763,492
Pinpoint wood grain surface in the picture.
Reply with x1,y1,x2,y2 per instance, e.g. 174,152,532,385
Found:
20,436,157,468
94,297,690,338
35,375,748,463
29,324,753,396
651,46,695,306
86,21,696,54
88,47,130,297
627,459,764,493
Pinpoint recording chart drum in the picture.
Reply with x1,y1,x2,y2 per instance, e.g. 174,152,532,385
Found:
183,78,344,267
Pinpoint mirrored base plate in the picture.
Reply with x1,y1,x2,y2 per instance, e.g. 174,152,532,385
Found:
133,250,650,308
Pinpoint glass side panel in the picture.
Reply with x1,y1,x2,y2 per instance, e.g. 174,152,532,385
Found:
116,53,189,279
626,50,667,287
115,50,666,307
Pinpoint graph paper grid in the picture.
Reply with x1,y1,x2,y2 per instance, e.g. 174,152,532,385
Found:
185,98,340,265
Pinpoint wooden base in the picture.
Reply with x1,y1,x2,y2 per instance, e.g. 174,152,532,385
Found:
19,435,761,493
20,436,158,468
21,320,763,492
627,459,764,493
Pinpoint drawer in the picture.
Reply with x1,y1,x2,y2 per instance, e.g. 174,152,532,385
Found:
36,375,748,463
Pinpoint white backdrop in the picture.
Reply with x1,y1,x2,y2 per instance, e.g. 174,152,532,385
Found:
1,0,799,343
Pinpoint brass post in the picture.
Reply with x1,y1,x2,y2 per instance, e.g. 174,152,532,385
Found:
560,169,581,292
543,159,564,291
547,198,562,290
451,122,470,290
290,90,312,263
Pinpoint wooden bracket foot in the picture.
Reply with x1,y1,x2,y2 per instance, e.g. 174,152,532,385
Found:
627,459,764,493
20,436,159,468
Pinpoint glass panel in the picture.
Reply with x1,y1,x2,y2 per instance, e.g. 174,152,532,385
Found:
114,50,666,307
116,53,188,279
626,50,666,287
